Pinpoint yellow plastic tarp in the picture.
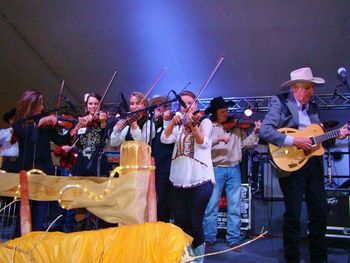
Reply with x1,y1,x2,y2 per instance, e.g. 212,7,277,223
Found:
0,141,154,225
0,222,193,263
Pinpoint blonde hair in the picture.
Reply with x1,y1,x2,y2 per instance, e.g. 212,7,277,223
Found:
130,91,148,107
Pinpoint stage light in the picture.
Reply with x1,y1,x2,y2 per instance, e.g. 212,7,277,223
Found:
244,107,253,117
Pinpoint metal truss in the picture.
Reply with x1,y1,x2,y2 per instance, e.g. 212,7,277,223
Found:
197,93,350,113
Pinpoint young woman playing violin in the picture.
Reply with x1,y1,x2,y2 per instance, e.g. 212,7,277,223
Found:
109,91,155,146
12,90,71,231
202,96,261,248
68,93,109,177
160,90,215,259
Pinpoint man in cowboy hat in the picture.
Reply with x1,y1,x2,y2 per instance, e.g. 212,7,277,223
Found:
259,67,350,263
0,108,19,173
203,96,261,249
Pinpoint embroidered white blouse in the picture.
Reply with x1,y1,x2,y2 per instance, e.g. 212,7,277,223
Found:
160,118,215,188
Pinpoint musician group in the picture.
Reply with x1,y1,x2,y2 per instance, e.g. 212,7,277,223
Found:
1,67,349,262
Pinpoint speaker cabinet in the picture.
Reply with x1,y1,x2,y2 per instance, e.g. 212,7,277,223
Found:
263,160,284,200
326,189,350,239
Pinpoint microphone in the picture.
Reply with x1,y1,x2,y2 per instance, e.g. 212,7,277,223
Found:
337,67,347,79
120,92,129,112
171,90,187,109
65,98,79,114
337,67,350,92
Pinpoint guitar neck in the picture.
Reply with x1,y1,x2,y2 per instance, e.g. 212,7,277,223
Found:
315,125,348,144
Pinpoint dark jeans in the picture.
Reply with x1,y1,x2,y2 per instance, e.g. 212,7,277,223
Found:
55,168,76,232
1,158,20,173
155,172,173,222
31,200,49,231
173,181,213,248
279,158,328,263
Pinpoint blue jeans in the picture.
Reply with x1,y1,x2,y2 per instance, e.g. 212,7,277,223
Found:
204,165,241,246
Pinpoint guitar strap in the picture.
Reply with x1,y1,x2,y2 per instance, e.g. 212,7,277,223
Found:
276,93,292,118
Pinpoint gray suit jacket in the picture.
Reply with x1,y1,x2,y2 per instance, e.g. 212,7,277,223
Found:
259,92,320,147
259,92,323,176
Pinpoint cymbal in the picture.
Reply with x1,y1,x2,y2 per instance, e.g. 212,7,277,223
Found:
323,120,339,128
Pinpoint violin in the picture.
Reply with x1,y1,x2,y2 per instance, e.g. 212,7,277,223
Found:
57,114,79,129
183,110,207,131
115,109,147,133
222,115,255,130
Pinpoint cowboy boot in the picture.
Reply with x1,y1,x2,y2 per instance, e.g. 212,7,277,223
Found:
192,243,205,263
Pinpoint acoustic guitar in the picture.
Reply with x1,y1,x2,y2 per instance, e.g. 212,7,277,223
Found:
269,123,349,172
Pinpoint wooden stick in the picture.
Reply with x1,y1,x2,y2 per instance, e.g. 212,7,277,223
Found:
19,170,31,235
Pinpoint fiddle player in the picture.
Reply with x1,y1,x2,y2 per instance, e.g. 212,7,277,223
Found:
203,96,261,249
69,93,109,177
161,90,214,262
12,90,70,231
259,67,350,263
149,95,175,222
110,91,155,146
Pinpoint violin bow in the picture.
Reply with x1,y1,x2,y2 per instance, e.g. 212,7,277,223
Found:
92,70,118,118
186,56,225,116
55,80,65,117
139,67,167,106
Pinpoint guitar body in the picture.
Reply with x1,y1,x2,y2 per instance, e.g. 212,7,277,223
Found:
268,124,325,172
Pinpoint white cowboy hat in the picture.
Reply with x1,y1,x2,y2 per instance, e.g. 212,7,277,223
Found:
281,67,325,88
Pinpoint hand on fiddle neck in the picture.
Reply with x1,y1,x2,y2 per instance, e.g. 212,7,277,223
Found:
186,112,205,144
253,120,262,134
163,112,183,138
37,115,58,128
76,115,91,129
171,112,183,126
98,112,107,128
162,110,174,121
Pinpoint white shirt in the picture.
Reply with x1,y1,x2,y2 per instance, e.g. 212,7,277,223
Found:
284,95,312,146
160,118,215,188
0,127,19,157
110,119,155,146
211,123,259,167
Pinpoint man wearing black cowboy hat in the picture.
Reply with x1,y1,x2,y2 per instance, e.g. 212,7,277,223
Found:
0,108,19,172
203,96,261,249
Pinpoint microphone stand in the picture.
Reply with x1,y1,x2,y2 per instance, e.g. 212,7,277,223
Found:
343,79,350,92
333,87,350,104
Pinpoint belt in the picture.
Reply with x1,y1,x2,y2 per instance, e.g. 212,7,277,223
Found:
215,161,240,168
3,156,18,162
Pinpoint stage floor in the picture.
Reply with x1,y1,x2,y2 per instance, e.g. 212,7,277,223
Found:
204,235,349,263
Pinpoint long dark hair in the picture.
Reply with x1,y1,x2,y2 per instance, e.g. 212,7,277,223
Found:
15,90,43,121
